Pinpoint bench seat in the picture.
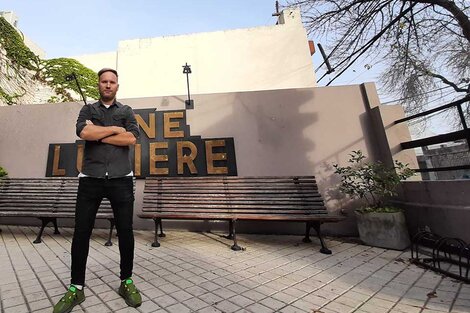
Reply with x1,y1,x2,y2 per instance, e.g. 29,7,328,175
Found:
0,177,115,245
139,176,345,254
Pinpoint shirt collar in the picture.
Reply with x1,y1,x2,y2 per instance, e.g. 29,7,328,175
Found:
98,100,122,108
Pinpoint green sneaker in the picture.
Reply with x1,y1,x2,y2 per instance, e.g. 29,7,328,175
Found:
118,278,142,307
52,285,85,313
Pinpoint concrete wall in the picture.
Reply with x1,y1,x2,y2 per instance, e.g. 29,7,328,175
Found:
0,83,414,235
396,180,470,242
72,9,316,99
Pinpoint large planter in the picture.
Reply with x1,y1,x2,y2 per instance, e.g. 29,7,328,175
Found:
355,210,411,250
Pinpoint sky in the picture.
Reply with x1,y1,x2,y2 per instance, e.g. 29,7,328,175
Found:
2,0,383,89
3,0,279,58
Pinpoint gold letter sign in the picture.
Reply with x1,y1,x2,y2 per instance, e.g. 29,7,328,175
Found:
46,109,236,177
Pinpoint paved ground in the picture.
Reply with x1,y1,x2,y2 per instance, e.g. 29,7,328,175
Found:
0,226,469,313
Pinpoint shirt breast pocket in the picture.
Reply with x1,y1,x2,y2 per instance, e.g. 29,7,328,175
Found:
91,112,104,126
112,113,127,127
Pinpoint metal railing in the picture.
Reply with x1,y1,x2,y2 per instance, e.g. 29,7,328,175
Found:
394,96,470,173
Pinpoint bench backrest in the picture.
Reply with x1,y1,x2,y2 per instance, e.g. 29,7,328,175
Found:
0,178,113,217
142,176,327,216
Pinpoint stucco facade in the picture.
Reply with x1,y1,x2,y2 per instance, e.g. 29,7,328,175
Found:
72,9,316,99
0,83,417,235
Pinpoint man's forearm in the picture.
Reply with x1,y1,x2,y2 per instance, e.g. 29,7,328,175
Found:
80,124,125,141
101,132,137,146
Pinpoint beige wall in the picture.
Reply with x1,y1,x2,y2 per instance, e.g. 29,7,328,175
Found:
0,83,415,235
71,51,117,73
72,9,316,99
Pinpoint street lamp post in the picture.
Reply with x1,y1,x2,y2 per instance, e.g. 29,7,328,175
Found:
65,72,87,105
182,63,194,109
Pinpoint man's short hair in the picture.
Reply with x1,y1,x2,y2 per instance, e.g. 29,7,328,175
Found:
98,68,118,78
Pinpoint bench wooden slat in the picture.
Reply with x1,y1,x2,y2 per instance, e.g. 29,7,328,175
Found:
138,212,340,221
0,177,122,245
139,176,345,253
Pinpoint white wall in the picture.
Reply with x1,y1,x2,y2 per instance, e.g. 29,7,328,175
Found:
72,9,316,99
70,51,117,72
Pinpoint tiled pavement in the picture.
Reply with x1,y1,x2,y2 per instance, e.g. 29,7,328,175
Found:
0,226,469,313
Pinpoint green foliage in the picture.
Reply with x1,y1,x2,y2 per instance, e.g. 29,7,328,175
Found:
0,86,18,105
356,206,403,214
0,16,98,104
0,17,40,71
333,150,414,210
0,166,7,177
40,58,99,102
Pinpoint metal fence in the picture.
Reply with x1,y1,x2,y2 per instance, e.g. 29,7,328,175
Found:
394,96,470,179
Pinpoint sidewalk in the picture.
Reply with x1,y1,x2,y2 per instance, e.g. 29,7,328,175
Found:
0,226,469,313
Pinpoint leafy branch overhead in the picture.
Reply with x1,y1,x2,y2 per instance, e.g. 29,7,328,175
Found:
284,0,470,115
40,58,99,102
0,17,97,105
0,166,7,177
333,150,414,209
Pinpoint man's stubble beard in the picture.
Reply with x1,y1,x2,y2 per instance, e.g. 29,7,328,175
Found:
100,92,116,103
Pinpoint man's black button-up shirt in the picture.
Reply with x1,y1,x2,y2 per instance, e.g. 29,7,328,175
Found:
76,101,140,178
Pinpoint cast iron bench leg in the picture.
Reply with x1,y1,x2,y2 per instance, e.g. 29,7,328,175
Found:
105,219,114,246
224,220,234,239
230,219,242,251
152,218,161,247
312,222,332,255
158,219,165,237
34,217,53,244
303,221,312,243
53,218,60,235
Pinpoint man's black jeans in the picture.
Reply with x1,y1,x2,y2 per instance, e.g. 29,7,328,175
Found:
71,176,134,286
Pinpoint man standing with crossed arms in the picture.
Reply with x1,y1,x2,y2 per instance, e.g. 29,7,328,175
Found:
53,68,141,313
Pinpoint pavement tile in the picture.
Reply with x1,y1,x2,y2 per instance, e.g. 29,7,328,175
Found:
80,295,102,308
85,303,112,312
213,299,242,313
185,285,209,297
259,296,286,310
244,302,274,313
153,294,178,308
199,292,224,306
166,302,192,313
3,295,25,308
4,304,29,313
197,306,224,313
27,298,51,311
2,228,469,313
183,297,210,311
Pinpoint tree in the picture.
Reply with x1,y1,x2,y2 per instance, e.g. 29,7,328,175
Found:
283,0,470,117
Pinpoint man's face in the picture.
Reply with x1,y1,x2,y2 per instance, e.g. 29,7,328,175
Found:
98,71,119,102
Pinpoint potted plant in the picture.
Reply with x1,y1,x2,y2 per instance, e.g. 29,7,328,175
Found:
333,150,414,250
0,166,7,177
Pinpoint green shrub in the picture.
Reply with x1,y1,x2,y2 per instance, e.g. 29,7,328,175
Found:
0,166,7,177
333,150,414,209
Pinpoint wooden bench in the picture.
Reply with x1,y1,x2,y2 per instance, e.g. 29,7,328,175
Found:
0,177,116,245
139,176,345,254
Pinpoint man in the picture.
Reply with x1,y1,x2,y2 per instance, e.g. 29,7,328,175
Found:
53,68,141,313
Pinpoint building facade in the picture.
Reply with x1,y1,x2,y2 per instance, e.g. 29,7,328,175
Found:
73,8,316,99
